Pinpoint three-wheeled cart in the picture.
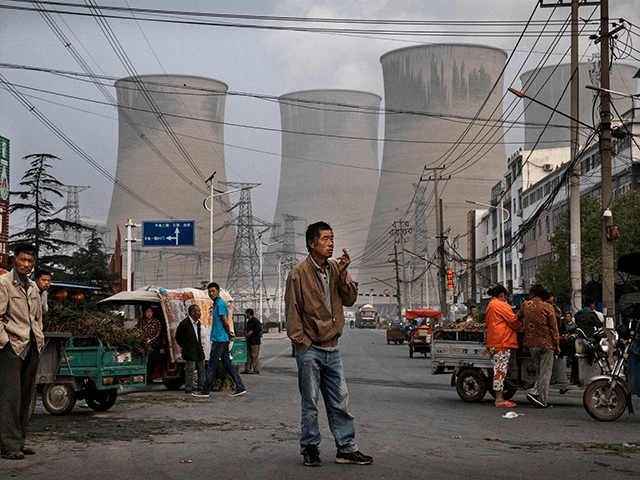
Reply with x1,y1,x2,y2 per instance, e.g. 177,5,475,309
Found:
36,332,147,415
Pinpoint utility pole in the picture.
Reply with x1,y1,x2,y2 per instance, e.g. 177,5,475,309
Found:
599,0,616,349
538,0,596,315
422,166,449,318
393,243,403,321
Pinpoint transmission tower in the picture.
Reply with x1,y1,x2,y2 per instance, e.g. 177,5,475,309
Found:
57,185,90,247
281,214,303,277
224,182,275,312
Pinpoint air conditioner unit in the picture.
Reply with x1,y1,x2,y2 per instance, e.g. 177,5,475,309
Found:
543,164,553,172
546,233,552,241
517,209,522,217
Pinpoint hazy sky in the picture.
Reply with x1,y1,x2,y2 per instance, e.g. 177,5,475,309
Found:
1,0,638,244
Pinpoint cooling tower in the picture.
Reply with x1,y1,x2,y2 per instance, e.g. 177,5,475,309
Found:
267,90,381,284
520,62,638,149
106,75,236,289
362,44,508,306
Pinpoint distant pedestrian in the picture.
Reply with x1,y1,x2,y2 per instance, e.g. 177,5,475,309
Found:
457,305,477,324
192,282,246,398
34,270,51,316
242,308,261,374
518,285,560,408
176,304,206,394
0,244,44,460
286,221,373,467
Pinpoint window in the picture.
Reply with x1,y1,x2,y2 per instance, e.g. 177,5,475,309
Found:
546,216,550,234
538,220,542,237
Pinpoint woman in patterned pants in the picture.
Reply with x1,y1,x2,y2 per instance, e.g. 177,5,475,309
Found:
485,285,523,407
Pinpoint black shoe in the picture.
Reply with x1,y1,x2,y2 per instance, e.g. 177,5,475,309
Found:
335,450,373,465
241,371,251,374
526,393,545,408
302,446,321,467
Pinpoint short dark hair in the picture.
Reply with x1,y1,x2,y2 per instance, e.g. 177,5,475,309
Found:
583,297,595,309
35,270,51,280
246,308,254,316
207,282,220,291
188,304,200,315
469,305,477,310
305,221,332,252
529,284,549,300
487,285,509,298
14,244,37,259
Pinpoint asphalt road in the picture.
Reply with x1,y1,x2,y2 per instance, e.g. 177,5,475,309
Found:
3,327,640,479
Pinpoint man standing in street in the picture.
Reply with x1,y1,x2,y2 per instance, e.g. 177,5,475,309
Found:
0,245,43,460
176,304,206,394
192,282,246,398
285,221,373,467
34,270,51,316
242,308,261,374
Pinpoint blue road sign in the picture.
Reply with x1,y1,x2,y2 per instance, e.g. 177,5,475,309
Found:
142,221,195,247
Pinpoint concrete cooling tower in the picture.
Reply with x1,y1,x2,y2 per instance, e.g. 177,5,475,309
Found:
267,90,381,285
520,62,638,149
106,75,237,289
362,44,508,307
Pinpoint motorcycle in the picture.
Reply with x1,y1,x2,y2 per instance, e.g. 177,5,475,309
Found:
582,291,640,422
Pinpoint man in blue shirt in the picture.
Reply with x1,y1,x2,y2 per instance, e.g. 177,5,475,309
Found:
192,282,246,398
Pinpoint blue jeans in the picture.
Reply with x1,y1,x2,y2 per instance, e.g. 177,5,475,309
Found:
200,341,245,394
295,346,357,454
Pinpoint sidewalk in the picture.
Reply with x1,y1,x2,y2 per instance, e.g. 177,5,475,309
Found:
261,330,288,341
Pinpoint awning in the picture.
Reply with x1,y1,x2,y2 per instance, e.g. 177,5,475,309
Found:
406,308,442,320
97,290,161,306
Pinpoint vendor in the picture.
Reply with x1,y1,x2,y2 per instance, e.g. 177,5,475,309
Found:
137,307,165,378
138,307,163,345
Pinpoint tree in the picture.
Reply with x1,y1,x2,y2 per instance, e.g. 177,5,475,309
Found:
10,154,93,262
535,195,601,306
62,232,116,289
536,191,640,304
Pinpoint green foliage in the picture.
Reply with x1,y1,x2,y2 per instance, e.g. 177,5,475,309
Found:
10,154,94,259
536,192,640,302
612,191,640,258
210,361,238,391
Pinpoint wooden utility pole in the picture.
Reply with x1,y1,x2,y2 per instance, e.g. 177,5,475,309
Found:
422,166,449,318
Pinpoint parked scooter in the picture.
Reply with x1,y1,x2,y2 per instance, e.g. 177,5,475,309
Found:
582,291,640,422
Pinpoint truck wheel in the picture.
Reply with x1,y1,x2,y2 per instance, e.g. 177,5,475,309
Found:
456,370,487,403
162,377,184,390
583,379,627,422
399,340,404,345
387,339,391,345
42,383,76,415
409,346,414,358
86,389,118,412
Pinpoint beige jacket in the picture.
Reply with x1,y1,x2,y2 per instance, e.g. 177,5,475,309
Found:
285,255,358,353
0,269,44,356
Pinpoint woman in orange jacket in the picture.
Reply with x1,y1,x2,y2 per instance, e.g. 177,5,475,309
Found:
485,285,523,407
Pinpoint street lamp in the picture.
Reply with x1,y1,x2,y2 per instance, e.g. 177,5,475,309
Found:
466,200,510,289
203,173,244,283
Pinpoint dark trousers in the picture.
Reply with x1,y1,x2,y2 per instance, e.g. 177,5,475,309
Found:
200,341,245,394
184,359,205,392
0,342,39,454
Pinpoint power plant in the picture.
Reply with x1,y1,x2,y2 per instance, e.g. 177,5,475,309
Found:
520,62,639,150
361,44,509,309
105,75,236,289
267,90,382,285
